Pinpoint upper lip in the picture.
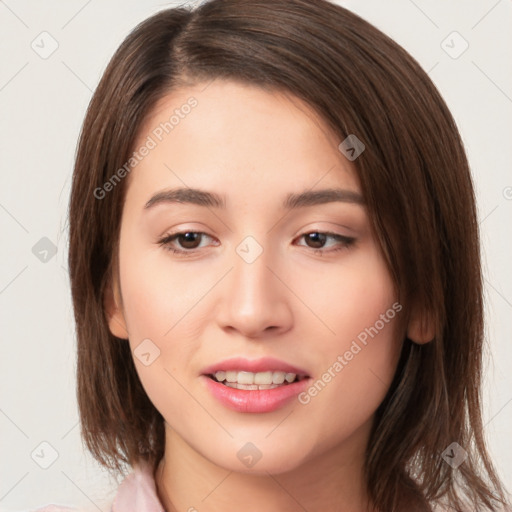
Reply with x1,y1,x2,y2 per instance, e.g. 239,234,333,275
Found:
201,357,310,377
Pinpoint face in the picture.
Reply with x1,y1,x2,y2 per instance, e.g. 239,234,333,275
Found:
106,79,404,474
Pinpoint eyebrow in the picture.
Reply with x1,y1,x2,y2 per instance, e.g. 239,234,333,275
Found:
144,187,364,211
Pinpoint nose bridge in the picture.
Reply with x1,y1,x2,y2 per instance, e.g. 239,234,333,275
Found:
232,235,276,311
217,234,292,336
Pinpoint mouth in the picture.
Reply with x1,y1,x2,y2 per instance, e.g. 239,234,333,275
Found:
200,357,311,412
206,370,309,390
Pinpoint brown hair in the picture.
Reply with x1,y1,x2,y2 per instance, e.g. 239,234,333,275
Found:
67,0,509,510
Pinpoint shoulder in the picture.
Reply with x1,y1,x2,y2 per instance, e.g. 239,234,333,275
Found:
32,503,115,512
32,462,164,512
111,461,164,512
32,506,85,512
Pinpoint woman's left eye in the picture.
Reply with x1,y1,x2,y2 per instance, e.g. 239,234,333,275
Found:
295,231,356,254
157,230,355,257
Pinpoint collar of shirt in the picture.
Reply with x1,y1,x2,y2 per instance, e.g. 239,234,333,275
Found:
111,461,165,512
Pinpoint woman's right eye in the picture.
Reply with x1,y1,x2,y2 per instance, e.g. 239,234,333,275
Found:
157,231,217,256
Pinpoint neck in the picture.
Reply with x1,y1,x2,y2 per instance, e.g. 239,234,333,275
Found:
155,422,374,512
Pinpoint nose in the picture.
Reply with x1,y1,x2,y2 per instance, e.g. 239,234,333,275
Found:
216,244,293,339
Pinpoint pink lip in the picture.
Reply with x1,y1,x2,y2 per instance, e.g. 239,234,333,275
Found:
201,357,309,376
200,357,311,413
202,375,311,413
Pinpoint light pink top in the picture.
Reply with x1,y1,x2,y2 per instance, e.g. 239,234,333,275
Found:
34,462,165,512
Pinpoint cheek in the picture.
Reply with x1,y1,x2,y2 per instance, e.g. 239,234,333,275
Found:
116,237,206,411
118,237,206,343
292,243,398,350
293,246,402,429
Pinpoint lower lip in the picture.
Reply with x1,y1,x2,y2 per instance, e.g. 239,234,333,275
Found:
202,375,311,413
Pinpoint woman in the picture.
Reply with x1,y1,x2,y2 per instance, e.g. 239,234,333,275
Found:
51,0,510,510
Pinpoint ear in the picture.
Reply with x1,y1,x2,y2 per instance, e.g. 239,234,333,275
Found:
103,274,129,340
407,306,435,344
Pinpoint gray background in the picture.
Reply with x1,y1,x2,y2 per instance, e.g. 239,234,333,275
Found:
1,0,511,509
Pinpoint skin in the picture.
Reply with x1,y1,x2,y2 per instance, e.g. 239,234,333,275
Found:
105,79,429,512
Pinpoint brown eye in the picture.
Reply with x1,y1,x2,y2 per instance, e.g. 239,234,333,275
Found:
176,232,202,249
304,232,327,249
158,231,217,256
296,231,356,254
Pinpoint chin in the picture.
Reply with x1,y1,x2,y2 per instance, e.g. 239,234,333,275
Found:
202,438,313,475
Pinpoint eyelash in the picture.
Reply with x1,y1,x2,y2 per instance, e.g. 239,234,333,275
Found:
157,230,356,258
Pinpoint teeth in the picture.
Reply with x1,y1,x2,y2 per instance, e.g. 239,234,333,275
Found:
254,371,273,384
225,371,237,383
215,370,226,382
238,371,254,385
224,382,280,390
213,370,298,385
272,371,285,384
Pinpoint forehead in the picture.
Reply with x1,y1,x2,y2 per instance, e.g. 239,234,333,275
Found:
126,79,360,204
